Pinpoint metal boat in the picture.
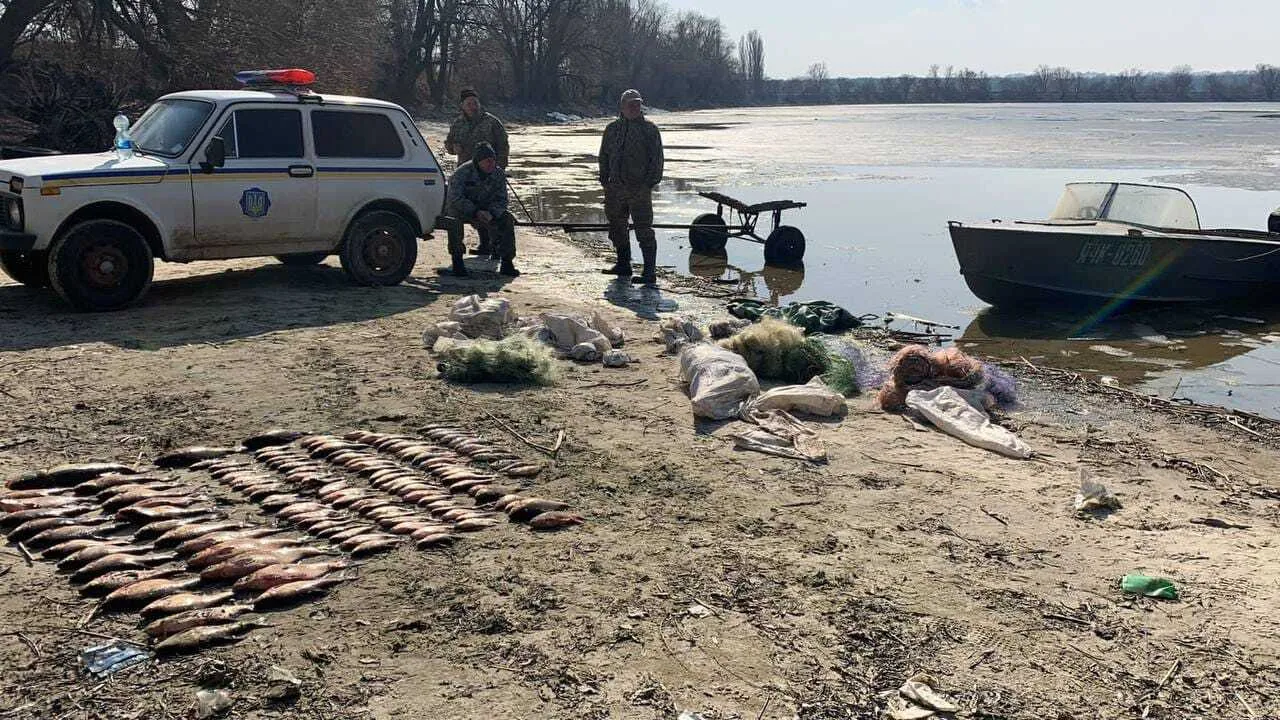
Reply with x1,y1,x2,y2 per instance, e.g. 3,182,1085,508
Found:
948,182,1280,307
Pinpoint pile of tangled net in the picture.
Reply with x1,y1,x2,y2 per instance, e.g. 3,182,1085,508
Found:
718,318,831,384
878,345,1017,411
438,335,560,386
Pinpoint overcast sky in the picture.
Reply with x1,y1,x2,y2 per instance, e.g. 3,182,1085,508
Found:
662,0,1280,78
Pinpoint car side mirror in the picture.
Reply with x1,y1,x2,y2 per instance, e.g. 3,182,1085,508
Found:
201,137,226,173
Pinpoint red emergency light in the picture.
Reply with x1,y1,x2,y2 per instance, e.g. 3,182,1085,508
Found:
234,69,316,87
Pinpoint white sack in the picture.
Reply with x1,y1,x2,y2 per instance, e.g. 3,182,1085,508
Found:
679,344,760,420
905,386,1032,460
450,295,514,339
747,377,846,417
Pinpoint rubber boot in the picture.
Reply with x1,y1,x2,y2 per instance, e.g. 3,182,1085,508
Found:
450,257,468,277
499,258,521,278
632,249,657,285
602,256,631,277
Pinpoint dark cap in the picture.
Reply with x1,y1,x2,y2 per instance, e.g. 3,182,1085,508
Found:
460,88,478,102
473,142,496,163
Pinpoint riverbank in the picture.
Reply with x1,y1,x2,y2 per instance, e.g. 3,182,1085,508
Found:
0,227,1277,719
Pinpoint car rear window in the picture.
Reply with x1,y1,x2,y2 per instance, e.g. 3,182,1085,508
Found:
235,109,305,158
312,111,405,159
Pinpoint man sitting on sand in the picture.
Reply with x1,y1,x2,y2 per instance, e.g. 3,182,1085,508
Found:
443,142,519,278
445,89,510,258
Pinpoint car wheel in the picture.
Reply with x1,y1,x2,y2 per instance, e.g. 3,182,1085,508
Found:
0,250,50,288
275,252,329,266
47,219,154,312
339,210,418,286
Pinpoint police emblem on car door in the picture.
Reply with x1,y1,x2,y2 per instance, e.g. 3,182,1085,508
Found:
239,187,271,218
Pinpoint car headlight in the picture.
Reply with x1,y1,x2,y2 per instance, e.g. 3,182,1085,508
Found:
6,199,21,230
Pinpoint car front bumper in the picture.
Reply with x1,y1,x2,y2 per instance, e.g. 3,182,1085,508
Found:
0,229,36,252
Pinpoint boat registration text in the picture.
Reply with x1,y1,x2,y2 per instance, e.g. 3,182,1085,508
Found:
1075,240,1152,267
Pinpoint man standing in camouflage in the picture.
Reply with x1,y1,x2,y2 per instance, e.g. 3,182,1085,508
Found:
446,89,510,257
598,88,664,285
444,142,519,278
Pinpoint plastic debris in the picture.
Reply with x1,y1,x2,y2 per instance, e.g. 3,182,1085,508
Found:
677,711,710,720
602,350,633,368
265,665,302,702
1074,470,1121,514
195,689,234,719
885,673,960,719
905,386,1032,459
1121,574,1179,600
679,344,759,420
80,641,151,678
568,342,602,362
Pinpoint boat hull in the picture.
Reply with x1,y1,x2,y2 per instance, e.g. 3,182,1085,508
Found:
949,223,1280,308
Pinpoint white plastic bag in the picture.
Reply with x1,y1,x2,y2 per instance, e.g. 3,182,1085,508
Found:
679,344,760,420
590,311,625,347
543,314,613,355
450,295,514,339
422,320,468,351
747,377,846,417
905,386,1031,459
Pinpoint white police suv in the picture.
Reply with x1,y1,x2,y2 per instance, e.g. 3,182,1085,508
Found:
0,69,445,311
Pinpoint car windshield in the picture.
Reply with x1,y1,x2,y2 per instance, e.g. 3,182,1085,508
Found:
1050,182,1201,230
130,99,214,157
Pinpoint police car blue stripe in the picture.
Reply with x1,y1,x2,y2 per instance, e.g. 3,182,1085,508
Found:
317,167,438,174
43,169,169,181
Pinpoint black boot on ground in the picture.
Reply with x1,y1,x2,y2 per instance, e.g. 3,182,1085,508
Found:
602,261,631,277
449,258,468,277
632,268,657,286
500,259,521,277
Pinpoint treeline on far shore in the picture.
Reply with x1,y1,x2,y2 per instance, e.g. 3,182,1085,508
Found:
2,0,1279,155
760,64,1280,106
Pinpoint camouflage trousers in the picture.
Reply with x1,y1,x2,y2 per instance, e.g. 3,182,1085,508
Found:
443,211,516,261
604,184,656,264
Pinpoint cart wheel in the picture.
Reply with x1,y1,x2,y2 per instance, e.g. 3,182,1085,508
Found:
764,226,805,265
689,213,729,253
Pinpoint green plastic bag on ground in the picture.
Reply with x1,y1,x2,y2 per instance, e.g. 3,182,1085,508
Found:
1120,574,1179,600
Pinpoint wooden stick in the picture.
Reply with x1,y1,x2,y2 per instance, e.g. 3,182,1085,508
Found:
14,632,41,661
1225,417,1265,439
779,500,822,509
859,451,924,469
1236,691,1258,719
980,506,1009,527
462,401,559,457
15,542,33,567
576,379,648,389
756,694,773,720
1155,657,1181,693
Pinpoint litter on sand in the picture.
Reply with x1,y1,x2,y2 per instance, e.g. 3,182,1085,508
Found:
1120,574,1179,600
438,335,560,386
80,641,152,678
1074,470,1121,514
905,386,1032,459
658,317,704,353
746,376,846,417
884,673,961,719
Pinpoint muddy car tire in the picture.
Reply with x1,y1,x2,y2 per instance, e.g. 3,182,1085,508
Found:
275,252,329,266
0,250,50,288
47,219,154,312
339,210,418,286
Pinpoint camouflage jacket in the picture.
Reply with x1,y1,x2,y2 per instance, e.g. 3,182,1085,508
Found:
598,115,663,189
445,111,510,167
447,160,509,219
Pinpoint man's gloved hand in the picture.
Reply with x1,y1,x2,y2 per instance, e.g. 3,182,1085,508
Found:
476,210,493,224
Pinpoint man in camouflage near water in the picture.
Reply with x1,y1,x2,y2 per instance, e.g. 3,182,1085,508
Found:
446,89,510,256
598,88,664,285
444,142,519,278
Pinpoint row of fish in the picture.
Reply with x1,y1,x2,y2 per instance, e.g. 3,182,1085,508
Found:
2,462,357,654
314,432,583,530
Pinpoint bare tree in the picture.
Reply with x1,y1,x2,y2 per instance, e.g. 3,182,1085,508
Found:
738,29,763,98
481,0,588,104
1111,68,1144,101
1257,63,1280,101
1167,64,1193,101
1,0,65,71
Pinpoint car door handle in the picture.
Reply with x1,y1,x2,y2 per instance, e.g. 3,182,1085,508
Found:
288,165,314,178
